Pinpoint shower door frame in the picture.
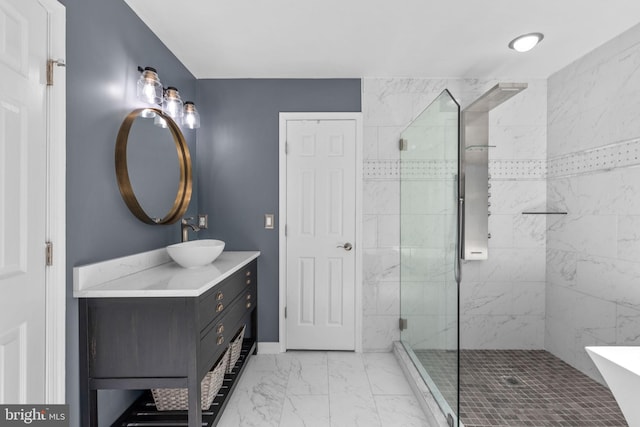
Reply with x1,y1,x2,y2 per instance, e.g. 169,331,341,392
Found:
399,89,461,426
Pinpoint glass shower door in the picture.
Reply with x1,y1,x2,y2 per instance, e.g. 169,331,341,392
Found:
400,90,460,425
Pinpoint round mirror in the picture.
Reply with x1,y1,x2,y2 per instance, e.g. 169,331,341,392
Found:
115,108,192,225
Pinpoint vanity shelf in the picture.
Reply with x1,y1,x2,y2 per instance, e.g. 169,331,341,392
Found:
111,339,256,427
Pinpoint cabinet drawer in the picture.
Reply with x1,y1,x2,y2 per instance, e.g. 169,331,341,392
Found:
201,281,256,338
200,284,255,372
198,260,256,331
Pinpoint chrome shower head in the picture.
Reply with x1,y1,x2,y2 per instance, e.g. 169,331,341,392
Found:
463,83,528,113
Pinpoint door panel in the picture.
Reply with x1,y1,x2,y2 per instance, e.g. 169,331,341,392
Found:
286,119,356,350
0,0,48,404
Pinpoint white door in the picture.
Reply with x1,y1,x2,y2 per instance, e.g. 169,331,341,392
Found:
285,119,357,350
0,0,48,403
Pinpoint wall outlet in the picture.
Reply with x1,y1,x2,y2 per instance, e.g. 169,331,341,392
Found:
197,214,208,229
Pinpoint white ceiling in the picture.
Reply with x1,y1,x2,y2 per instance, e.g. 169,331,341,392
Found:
124,0,640,79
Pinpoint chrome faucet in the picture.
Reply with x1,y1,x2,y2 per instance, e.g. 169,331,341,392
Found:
181,217,200,242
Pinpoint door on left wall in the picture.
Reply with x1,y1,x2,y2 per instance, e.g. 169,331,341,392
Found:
0,0,49,403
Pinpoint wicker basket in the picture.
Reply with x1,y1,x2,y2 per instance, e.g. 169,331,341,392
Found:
152,348,229,411
227,324,246,373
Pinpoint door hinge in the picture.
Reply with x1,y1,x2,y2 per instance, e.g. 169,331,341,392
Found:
284,224,287,236
399,317,407,331
45,242,53,266
399,138,408,151
285,142,289,154
284,307,287,319
47,59,66,86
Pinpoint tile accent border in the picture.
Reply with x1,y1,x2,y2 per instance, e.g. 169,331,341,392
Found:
489,160,546,180
367,138,640,181
364,160,400,179
548,137,640,178
365,159,545,180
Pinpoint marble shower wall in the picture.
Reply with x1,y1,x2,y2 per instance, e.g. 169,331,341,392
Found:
546,22,640,383
362,78,547,351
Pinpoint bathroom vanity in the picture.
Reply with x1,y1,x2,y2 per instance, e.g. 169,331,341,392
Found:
74,250,260,427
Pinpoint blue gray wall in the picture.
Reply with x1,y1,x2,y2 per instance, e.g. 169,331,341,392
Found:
195,79,362,342
59,0,196,425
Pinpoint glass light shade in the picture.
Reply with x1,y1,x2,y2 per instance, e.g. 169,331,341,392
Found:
154,115,168,128
137,67,163,105
183,101,200,129
162,87,183,123
140,108,156,119
508,32,544,52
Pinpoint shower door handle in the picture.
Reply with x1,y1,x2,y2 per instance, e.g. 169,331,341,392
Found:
455,197,464,284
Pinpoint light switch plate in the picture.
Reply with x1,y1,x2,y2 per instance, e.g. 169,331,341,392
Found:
264,214,275,229
197,214,208,229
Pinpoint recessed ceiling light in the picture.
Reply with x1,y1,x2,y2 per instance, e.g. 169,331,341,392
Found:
508,32,544,52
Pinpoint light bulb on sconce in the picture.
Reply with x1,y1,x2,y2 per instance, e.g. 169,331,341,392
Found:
141,108,156,119
183,101,200,129
162,87,184,123
153,114,168,128
136,67,163,105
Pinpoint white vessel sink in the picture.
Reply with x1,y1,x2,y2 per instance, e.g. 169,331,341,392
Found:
586,346,640,426
167,239,225,268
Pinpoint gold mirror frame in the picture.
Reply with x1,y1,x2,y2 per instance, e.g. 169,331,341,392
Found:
115,108,192,225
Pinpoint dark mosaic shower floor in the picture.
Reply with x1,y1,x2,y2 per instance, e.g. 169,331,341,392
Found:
414,349,627,427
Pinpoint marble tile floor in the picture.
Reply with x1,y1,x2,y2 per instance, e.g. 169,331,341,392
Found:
217,351,432,427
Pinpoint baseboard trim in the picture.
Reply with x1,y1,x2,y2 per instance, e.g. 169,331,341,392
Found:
257,342,282,354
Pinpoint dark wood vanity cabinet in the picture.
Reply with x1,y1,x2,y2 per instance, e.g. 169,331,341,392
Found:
79,260,258,427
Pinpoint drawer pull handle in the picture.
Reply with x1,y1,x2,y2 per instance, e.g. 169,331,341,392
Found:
217,336,225,345
246,279,251,285
217,324,224,334
246,270,251,277
216,303,224,313
246,294,251,300
216,291,224,301
246,302,252,309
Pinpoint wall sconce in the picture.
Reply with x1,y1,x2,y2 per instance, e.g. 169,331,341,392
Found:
137,67,163,104
136,66,200,129
183,102,200,129
162,87,183,122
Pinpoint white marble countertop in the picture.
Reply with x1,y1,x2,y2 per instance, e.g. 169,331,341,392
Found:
73,250,260,298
